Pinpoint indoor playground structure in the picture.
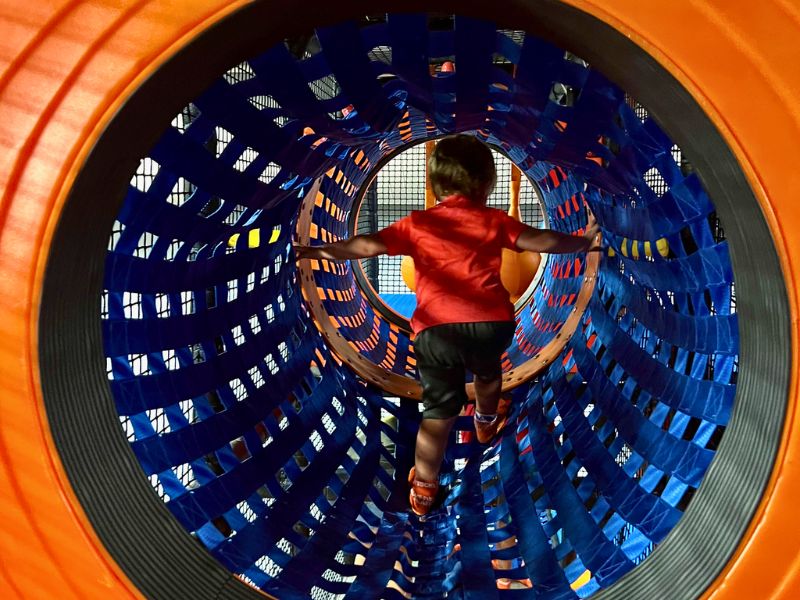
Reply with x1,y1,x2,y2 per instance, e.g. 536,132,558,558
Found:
1,1,799,599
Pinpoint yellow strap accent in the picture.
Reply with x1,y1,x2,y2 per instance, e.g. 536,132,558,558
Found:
570,569,592,591
656,237,670,257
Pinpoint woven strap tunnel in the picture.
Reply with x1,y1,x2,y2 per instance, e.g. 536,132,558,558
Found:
99,15,736,599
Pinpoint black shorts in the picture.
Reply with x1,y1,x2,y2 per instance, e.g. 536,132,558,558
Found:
414,321,515,419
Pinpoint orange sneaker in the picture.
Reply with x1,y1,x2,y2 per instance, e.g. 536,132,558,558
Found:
492,557,533,589
408,466,439,516
497,577,533,590
474,396,512,444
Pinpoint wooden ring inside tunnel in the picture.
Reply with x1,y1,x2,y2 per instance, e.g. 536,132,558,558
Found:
295,177,600,401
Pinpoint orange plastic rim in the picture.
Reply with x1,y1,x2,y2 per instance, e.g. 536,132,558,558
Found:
1,1,798,598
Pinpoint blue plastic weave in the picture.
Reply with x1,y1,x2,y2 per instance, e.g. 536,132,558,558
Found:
103,14,736,599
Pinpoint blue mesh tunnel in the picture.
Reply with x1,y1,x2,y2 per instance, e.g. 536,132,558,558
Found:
39,8,775,600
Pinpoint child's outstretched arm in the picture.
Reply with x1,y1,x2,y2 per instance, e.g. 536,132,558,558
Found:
294,234,388,261
515,212,600,254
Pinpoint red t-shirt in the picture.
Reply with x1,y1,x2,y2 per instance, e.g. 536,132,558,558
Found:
377,195,527,333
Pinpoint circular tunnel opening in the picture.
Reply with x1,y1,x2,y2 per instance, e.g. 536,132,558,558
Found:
39,4,787,600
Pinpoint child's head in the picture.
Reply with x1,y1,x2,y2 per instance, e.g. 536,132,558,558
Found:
428,134,496,203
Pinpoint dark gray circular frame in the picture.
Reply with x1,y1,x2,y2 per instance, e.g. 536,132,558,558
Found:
39,1,789,599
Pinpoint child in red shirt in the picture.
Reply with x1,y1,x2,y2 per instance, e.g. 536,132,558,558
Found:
296,134,599,515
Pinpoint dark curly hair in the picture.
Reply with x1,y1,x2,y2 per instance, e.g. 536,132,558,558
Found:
427,134,496,203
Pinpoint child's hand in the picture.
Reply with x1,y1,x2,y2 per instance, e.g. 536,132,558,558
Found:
583,208,602,252
584,208,598,235
293,243,315,260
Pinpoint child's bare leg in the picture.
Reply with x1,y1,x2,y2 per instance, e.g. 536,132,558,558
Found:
414,416,457,482
474,374,502,417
